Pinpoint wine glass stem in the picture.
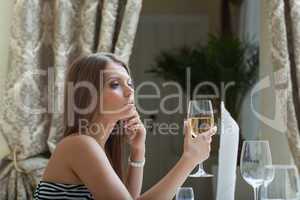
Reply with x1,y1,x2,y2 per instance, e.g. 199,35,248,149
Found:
198,162,204,171
253,186,259,200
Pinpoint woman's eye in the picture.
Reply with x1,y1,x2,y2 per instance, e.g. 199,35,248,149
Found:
110,82,119,89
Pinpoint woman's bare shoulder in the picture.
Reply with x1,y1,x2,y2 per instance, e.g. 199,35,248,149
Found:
56,134,102,156
42,134,104,184
58,134,96,145
50,135,129,199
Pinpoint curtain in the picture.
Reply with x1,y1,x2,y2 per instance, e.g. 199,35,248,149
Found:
271,0,300,171
0,0,142,198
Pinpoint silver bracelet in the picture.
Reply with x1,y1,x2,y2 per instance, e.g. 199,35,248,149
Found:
128,156,145,168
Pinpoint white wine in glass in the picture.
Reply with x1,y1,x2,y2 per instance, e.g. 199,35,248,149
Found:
190,116,214,138
188,99,214,178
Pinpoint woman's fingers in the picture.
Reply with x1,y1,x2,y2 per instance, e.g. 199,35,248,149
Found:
123,106,140,122
120,104,137,120
125,116,140,128
127,123,140,131
208,126,217,136
184,119,192,141
125,120,139,134
125,123,141,142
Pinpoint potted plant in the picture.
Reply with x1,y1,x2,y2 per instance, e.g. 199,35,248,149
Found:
147,35,258,122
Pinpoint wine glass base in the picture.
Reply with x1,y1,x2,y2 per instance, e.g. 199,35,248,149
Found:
189,170,214,178
189,173,214,178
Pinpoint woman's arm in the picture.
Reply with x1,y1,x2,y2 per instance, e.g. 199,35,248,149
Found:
125,147,145,199
122,106,146,198
137,153,197,200
136,121,216,200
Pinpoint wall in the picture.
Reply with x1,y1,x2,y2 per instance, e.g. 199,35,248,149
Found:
142,0,222,34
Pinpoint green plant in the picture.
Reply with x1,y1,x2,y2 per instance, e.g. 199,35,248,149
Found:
147,35,259,122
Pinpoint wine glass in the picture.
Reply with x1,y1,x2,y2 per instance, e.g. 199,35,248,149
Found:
261,165,300,200
188,99,214,177
240,140,272,200
176,187,194,200
262,165,275,187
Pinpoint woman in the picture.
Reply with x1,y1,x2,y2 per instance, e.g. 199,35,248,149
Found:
34,53,216,200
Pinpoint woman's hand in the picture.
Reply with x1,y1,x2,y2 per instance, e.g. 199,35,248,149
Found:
123,107,146,152
182,119,217,165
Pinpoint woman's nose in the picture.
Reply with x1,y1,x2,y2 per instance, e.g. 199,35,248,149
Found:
124,84,134,97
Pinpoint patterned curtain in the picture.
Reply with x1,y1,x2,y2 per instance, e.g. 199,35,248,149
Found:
270,0,300,170
0,0,142,198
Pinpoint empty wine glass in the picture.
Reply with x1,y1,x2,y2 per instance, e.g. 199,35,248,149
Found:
187,99,214,177
240,140,272,200
261,165,300,200
176,187,194,200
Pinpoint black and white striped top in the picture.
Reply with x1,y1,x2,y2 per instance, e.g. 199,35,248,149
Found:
34,180,94,200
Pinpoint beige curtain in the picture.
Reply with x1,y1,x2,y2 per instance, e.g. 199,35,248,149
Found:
0,0,142,199
271,0,300,170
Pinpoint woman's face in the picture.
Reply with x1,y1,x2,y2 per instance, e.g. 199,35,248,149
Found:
98,62,135,121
